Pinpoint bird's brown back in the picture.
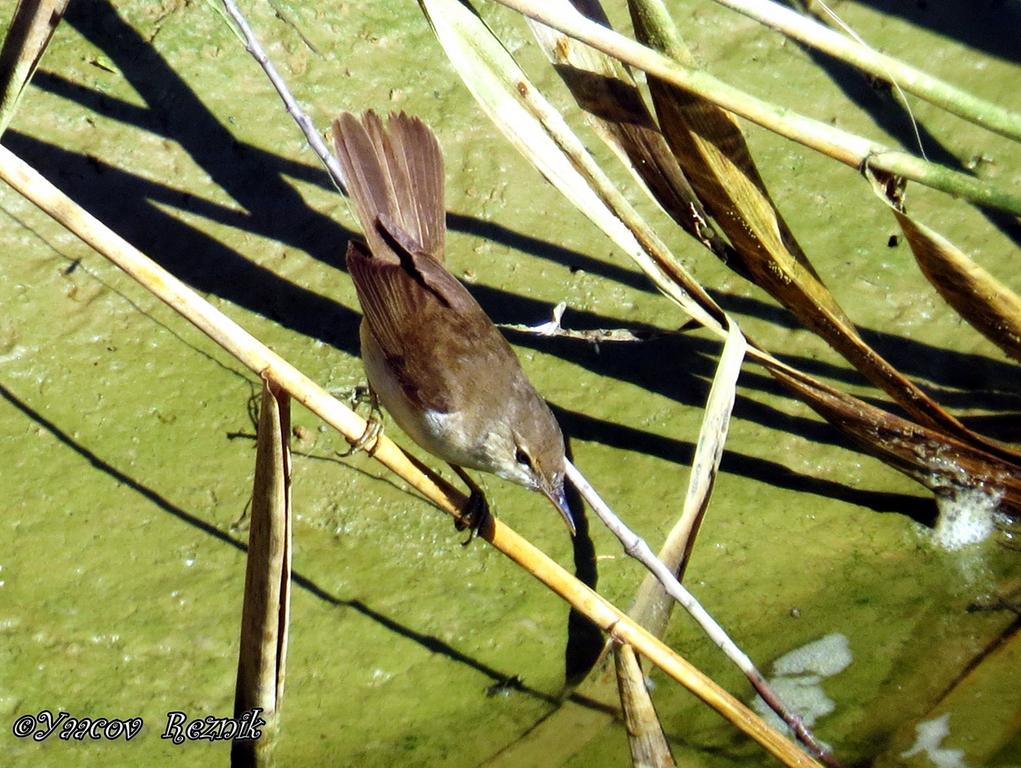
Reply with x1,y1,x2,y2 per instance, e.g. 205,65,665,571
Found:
335,111,534,415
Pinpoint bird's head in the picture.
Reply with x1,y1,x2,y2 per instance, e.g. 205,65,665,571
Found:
488,393,575,535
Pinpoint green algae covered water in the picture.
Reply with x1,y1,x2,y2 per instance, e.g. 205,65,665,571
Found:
1,1,1018,765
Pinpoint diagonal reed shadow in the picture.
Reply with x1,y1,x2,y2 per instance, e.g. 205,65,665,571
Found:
779,0,1021,250
551,404,937,525
0,381,605,706
10,1,1015,513
848,0,1021,64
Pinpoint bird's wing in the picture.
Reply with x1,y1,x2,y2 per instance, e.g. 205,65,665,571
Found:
346,239,519,413
332,111,446,264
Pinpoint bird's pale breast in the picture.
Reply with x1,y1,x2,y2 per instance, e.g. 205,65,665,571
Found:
360,320,501,472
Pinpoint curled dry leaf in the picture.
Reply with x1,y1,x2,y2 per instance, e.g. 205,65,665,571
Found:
627,0,1011,455
867,167,1021,364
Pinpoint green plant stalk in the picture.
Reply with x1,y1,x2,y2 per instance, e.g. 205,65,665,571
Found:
870,149,1021,213
708,0,1021,142
492,0,1021,216
628,0,691,63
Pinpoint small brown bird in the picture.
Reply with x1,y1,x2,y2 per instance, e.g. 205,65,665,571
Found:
332,111,574,535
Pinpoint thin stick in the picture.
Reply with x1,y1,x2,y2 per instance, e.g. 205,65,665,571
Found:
219,0,347,191
564,459,837,764
0,143,821,768
499,301,664,344
490,0,1021,216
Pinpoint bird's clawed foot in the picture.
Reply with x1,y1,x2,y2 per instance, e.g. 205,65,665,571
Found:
450,464,490,545
337,386,383,457
458,488,490,546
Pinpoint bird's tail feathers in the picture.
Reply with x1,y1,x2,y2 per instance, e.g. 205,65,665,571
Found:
332,111,446,264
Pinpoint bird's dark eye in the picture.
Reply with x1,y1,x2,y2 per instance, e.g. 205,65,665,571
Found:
515,447,531,467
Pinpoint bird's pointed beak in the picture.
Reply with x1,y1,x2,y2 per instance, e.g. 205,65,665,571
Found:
544,483,576,537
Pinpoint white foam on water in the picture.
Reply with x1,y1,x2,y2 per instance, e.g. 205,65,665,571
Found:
932,486,1001,551
901,713,969,768
752,633,852,733
752,675,835,731
772,633,852,678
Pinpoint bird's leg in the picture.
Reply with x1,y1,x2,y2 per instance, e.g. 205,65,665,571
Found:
450,464,490,545
337,386,383,457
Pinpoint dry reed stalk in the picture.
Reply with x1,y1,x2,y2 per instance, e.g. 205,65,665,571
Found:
490,0,1021,216
232,380,292,767
0,143,821,768
707,0,1021,141
0,0,69,135
567,460,839,764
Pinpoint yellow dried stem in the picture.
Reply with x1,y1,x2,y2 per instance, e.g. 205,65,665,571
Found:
614,644,677,768
0,143,821,768
233,379,292,766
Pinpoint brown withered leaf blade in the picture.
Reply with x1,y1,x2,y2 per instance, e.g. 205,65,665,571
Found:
867,168,1021,364
901,217,1021,363
771,366,1021,523
234,379,293,766
527,0,734,262
614,644,678,768
627,0,1018,459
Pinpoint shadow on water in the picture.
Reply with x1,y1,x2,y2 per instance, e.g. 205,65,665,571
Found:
6,128,363,351
779,0,1021,249
1,381,625,704
562,437,604,684
848,0,1021,63
13,2,1012,522
699,292,1021,425
551,404,937,526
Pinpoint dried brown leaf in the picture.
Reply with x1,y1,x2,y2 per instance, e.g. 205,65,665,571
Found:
528,0,734,261
629,0,1018,461
615,644,677,768
772,367,1021,520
